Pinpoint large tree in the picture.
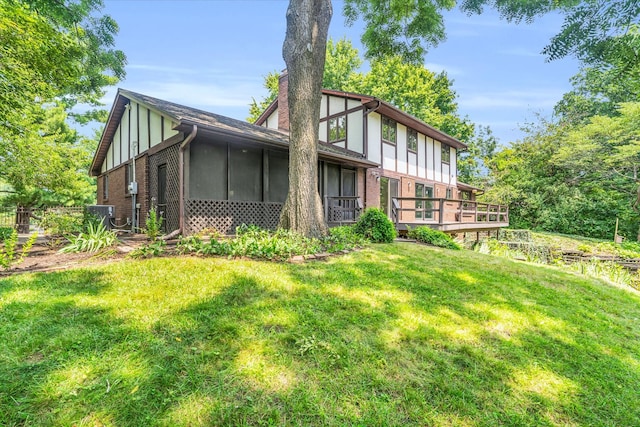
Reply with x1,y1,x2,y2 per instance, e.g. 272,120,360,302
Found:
282,0,455,237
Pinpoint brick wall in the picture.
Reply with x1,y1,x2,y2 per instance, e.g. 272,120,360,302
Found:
277,70,289,131
364,167,381,210
96,155,149,230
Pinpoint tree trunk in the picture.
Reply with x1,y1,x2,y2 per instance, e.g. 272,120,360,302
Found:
280,0,332,237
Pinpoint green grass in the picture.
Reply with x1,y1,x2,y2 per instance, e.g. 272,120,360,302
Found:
532,231,640,258
1,244,639,426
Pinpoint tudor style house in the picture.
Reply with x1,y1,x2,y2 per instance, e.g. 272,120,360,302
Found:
90,78,507,236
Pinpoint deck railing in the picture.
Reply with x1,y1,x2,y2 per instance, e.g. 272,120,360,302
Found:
324,196,363,225
391,197,509,229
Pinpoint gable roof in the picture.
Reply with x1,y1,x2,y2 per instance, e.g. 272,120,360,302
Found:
255,88,468,150
90,89,376,176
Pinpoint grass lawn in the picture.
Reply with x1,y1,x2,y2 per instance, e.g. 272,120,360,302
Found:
1,243,639,426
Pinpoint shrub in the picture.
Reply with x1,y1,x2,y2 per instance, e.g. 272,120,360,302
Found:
129,240,167,259
0,227,13,243
38,209,84,236
144,207,164,241
408,226,461,250
323,225,368,252
0,229,38,270
354,208,396,243
60,221,118,253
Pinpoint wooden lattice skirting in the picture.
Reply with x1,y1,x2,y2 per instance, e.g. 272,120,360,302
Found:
185,199,284,235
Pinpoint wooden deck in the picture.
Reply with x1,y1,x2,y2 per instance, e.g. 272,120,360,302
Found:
392,197,509,234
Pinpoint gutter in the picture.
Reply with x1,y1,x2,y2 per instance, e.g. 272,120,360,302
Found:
164,124,197,239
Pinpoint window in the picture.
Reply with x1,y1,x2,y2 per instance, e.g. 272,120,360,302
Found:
461,190,471,200
407,128,417,152
382,117,396,144
441,143,451,163
103,174,109,200
328,115,346,143
415,183,434,219
125,161,133,194
446,187,453,199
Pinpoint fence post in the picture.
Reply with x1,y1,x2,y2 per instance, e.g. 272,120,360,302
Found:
15,206,31,233
439,199,445,224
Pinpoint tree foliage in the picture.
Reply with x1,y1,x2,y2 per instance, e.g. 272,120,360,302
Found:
0,0,125,125
460,0,640,70
0,0,124,207
1,103,97,207
344,0,456,64
485,105,640,240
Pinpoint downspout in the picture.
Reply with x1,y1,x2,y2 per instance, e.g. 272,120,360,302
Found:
164,124,197,239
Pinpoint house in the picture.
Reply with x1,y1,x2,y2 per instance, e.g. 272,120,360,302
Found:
90,79,507,236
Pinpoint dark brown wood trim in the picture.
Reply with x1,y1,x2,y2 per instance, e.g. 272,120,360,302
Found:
147,108,151,149
127,104,131,161
147,132,186,156
319,105,365,123
160,116,165,142
136,103,140,155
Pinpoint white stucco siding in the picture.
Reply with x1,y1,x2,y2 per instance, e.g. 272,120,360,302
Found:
408,152,417,176
334,141,346,149
267,110,279,129
382,143,396,171
106,143,113,171
164,119,178,140
426,137,435,181
113,127,122,166
320,95,328,119
442,163,450,185
120,108,130,162
434,139,442,182
329,95,345,116
149,111,162,147
319,121,328,142
417,134,426,178
367,112,382,164
347,111,364,153
396,124,407,174
139,105,150,152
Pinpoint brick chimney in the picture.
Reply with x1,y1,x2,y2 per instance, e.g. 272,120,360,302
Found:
277,69,289,131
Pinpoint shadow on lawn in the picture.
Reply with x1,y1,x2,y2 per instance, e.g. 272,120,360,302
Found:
1,247,639,426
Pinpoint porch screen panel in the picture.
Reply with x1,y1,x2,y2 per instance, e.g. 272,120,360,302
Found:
268,150,288,203
229,146,262,201
189,141,227,200
342,169,355,196
326,163,340,197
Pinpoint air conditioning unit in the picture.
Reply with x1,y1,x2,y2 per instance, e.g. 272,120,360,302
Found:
86,205,115,230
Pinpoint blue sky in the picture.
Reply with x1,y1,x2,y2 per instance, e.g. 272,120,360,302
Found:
101,0,580,144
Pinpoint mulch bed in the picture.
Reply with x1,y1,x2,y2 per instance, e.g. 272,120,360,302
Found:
0,236,149,277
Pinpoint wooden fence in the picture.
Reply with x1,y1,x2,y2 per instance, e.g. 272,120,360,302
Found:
0,206,85,233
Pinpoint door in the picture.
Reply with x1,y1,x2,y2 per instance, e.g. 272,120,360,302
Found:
379,177,399,218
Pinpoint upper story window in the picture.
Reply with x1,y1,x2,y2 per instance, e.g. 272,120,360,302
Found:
103,174,109,200
382,116,397,144
407,128,417,152
441,143,451,164
328,115,346,143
